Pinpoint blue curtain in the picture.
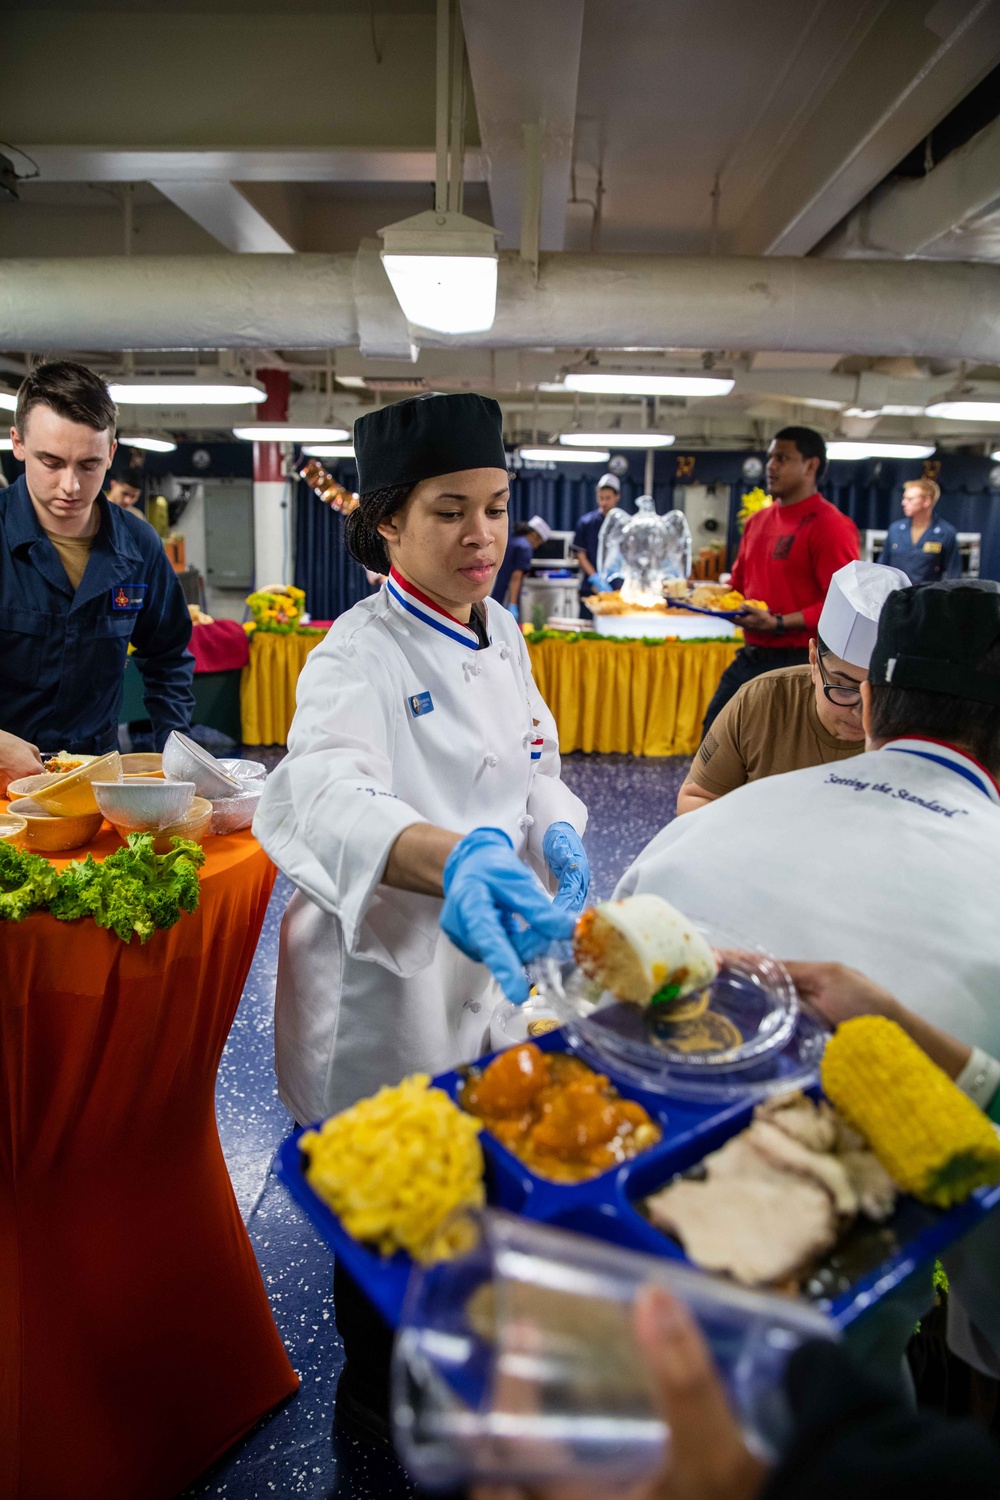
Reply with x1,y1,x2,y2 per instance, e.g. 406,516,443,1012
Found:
289,449,1000,620
824,456,1000,578
293,475,372,621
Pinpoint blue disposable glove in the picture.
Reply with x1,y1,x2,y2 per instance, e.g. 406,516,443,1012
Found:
542,821,591,915
508,602,520,622
441,827,575,1003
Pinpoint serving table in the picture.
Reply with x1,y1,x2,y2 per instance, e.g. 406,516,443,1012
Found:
239,629,328,746
526,635,740,756
0,822,298,1500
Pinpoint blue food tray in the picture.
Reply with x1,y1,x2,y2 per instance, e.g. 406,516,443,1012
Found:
672,599,752,622
274,1029,1000,1330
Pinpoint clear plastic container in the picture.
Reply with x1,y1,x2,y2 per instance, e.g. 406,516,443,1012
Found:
218,758,266,785
529,928,818,1102
488,996,564,1053
393,1209,836,1489
210,785,262,835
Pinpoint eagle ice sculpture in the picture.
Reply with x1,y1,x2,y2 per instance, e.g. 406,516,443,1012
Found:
596,497,692,608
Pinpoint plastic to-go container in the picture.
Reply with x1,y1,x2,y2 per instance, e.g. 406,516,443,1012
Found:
530,930,826,1105
162,730,242,798
392,1210,836,1491
218,758,266,785
210,785,262,835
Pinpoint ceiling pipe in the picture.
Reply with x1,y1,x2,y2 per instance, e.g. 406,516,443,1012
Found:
4,251,1000,362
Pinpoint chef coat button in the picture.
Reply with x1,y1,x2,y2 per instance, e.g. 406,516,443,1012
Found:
484,753,499,768
499,644,510,660
518,814,535,831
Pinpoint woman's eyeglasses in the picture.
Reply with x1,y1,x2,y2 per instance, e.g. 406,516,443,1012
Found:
817,652,863,707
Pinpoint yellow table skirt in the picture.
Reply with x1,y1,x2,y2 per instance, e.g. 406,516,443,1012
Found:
526,637,740,756
240,630,327,746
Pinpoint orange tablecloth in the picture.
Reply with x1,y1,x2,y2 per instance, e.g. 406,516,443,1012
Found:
0,826,298,1500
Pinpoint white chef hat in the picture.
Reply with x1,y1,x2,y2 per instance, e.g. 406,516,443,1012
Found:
597,473,621,493
818,560,910,669
527,514,552,542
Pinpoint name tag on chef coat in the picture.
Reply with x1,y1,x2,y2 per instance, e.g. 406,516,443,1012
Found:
407,691,435,718
923,541,943,554
112,583,147,610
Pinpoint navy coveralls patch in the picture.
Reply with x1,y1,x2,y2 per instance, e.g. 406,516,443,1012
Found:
0,478,195,754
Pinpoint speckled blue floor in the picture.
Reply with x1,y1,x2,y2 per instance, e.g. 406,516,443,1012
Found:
178,751,689,1499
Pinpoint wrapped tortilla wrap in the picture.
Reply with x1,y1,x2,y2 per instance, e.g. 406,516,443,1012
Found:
573,893,718,1006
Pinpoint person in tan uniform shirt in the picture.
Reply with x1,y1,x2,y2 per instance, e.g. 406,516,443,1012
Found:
677,560,908,814
677,648,866,813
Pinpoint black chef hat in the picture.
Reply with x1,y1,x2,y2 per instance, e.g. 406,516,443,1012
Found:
869,579,1000,705
353,393,507,494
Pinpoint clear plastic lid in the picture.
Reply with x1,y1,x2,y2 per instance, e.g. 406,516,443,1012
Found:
392,1209,837,1489
530,928,825,1101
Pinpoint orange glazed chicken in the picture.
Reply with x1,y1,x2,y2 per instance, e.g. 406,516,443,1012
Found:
460,1043,661,1183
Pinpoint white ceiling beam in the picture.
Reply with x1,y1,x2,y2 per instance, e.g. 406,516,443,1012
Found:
820,110,1000,258
23,146,486,185
151,182,296,254
460,0,584,251
733,0,1000,256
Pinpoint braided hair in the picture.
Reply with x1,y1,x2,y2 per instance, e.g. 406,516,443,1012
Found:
344,483,414,573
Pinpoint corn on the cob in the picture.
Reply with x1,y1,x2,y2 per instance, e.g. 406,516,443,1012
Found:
821,1016,1000,1209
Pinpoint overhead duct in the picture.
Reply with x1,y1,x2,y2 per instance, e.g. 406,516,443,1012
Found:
3,251,1000,363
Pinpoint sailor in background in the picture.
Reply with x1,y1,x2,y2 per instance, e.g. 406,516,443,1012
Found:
880,477,961,583
677,560,908,812
574,471,622,602
491,513,552,620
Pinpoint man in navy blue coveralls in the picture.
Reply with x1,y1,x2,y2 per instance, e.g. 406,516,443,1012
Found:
880,476,961,584
0,361,193,790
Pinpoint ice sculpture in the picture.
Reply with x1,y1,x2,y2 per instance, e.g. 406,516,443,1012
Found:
596,497,693,607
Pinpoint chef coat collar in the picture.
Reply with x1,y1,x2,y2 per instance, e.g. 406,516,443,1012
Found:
386,566,488,650
884,736,1000,805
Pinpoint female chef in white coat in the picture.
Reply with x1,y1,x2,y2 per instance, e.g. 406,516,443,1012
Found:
254,392,590,1125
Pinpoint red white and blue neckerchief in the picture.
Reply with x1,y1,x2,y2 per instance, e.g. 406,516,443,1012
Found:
884,737,1000,805
387,567,482,649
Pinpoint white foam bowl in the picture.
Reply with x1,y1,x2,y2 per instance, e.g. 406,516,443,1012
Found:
93,778,196,828
162,730,242,798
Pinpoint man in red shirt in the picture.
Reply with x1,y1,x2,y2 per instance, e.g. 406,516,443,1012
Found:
702,426,860,731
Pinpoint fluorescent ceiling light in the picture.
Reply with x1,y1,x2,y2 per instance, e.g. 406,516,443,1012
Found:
790,397,845,411
119,435,177,453
827,441,935,460
561,374,734,397
0,438,13,451
0,392,17,412
846,404,927,419
560,431,675,449
380,210,499,334
302,444,356,459
232,425,350,442
110,381,266,405
519,446,610,464
925,401,1000,422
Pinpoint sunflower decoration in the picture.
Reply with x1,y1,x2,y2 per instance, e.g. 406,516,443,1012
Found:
737,486,773,533
245,584,308,635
